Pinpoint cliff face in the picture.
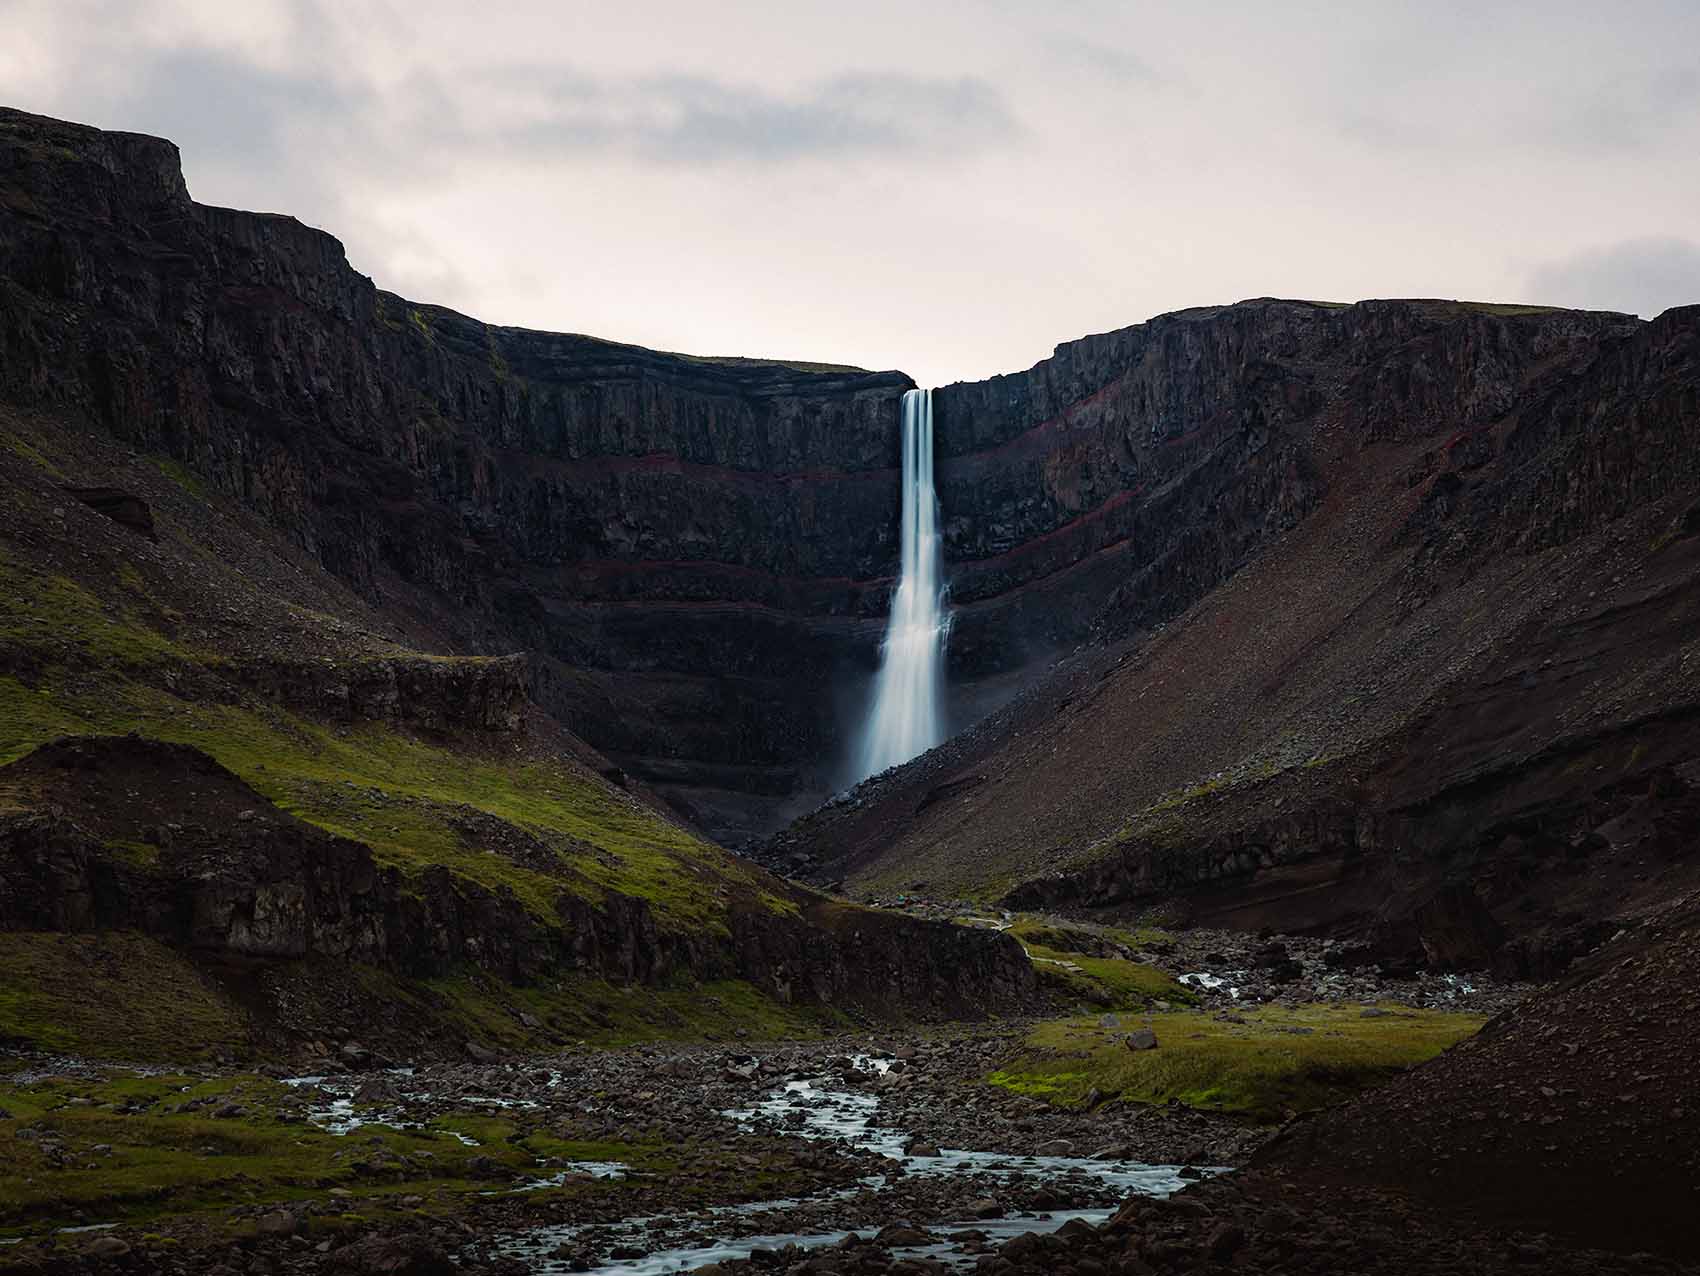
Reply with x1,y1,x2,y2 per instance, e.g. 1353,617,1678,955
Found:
0,105,1667,853
932,300,1637,675
762,302,1700,979
0,108,914,842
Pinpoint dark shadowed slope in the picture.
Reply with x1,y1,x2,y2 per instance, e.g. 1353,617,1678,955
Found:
939,891,1700,1275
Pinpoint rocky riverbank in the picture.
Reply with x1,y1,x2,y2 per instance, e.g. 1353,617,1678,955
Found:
0,908,1625,1276
0,1022,1269,1275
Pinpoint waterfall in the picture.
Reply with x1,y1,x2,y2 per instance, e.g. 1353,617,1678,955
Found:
856,387,950,780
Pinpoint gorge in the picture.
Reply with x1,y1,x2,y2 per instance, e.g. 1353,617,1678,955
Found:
4,102,1700,1276
1,99,1628,852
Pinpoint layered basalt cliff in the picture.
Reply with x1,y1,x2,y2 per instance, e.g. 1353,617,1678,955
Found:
0,108,913,842
932,300,1637,674
762,303,1700,977
0,737,1036,1026
5,107,1662,846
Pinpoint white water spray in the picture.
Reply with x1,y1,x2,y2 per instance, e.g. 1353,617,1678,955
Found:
856,388,950,780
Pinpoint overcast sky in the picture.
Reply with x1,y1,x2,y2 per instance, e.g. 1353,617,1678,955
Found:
4,0,1699,386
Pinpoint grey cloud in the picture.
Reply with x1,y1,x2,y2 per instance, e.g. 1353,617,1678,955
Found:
1525,66,1700,154
1042,36,1164,86
1527,237,1700,317
452,67,1020,165
109,45,362,171
1320,11,1700,158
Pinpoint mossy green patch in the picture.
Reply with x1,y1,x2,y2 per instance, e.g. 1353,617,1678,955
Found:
988,1004,1484,1122
147,456,208,499
1021,944,1194,1010
0,558,197,671
1451,301,1564,316
0,1070,664,1236
382,967,845,1049
1002,917,1191,1011
0,933,249,1062
0,428,64,479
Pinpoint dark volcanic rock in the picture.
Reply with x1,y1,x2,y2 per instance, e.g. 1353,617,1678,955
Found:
1247,889,1700,1261
0,107,1664,845
762,299,1700,974
229,652,530,732
62,485,155,539
0,736,1038,1022
0,107,911,844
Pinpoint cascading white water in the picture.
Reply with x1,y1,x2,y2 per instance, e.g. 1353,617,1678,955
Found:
856,388,950,780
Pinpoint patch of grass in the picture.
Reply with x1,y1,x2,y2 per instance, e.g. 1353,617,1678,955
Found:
0,558,195,671
663,351,867,375
0,933,250,1061
989,1004,1484,1121
985,1068,1090,1100
1452,301,1563,316
392,968,846,1050
0,1069,658,1236
1146,775,1228,814
1003,917,1190,1011
147,456,208,499
0,428,65,479
1021,944,1194,1010
104,839,163,868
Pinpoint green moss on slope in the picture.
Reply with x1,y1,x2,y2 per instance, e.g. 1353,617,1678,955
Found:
0,933,250,1062
0,545,788,933
1001,917,1192,1011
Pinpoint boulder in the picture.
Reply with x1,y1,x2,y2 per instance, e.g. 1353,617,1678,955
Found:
327,1235,458,1275
63,486,155,540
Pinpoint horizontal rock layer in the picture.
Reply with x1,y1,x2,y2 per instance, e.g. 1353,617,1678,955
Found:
0,107,1668,846
759,301,1700,974
0,736,1037,1020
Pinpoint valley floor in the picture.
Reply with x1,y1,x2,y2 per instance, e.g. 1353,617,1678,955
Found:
0,922,1527,1276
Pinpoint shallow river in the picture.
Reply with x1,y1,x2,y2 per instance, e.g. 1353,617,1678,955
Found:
485,1057,1212,1275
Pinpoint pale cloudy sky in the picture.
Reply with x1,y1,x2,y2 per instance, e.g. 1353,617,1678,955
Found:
4,0,1699,386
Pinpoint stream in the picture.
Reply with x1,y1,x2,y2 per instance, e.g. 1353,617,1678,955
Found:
484,1057,1216,1275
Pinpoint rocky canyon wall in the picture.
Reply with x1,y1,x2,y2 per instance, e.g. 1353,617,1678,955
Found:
0,107,1649,844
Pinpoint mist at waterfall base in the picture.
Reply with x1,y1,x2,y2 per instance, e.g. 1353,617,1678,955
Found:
853,388,951,783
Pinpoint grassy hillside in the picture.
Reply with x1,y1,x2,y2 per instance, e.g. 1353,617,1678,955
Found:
0,413,789,934
0,407,848,1056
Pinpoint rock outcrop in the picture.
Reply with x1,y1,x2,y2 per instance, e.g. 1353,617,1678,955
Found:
230,653,530,733
0,736,1037,1023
